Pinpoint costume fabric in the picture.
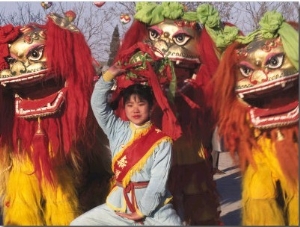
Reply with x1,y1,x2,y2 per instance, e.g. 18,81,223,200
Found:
212,11,299,226
242,135,298,225
109,3,239,224
0,12,111,225
70,76,182,225
4,155,79,225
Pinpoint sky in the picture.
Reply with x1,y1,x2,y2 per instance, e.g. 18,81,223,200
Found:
0,1,131,62
0,0,298,61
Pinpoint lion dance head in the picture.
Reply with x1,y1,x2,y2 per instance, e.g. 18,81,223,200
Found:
0,11,109,210
212,11,298,225
106,2,239,225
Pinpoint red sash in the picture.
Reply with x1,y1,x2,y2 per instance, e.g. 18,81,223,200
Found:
112,124,171,187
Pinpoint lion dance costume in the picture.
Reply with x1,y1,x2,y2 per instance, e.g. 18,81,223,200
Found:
0,11,111,225
213,11,298,225
107,2,239,225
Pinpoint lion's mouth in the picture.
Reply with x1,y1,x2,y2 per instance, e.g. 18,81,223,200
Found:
15,87,67,118
0,70,66,118
241,75,299,129
249,100,298,129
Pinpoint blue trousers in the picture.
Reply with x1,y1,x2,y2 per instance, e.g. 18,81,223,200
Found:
70,203,182,226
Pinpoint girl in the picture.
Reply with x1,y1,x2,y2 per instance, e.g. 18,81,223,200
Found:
70,64,182,225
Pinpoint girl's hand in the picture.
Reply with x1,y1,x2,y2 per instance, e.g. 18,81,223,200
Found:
115,211,145,221
108,62,126,77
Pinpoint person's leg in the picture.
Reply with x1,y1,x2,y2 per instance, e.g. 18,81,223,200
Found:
212,151,225,175
211,150,219,169
70,203,135,225
144,204,183,226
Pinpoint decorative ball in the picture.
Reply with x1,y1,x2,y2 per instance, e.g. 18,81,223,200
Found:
93,2,105,8
41,1,52,10
120,13,131,24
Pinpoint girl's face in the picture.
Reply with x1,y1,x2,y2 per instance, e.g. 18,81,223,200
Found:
124,94,151,126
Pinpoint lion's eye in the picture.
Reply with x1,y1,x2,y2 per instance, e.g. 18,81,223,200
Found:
239,64,253,77
265,53,284,69
149,29,161,40
27,45,44,61
173,33,191,46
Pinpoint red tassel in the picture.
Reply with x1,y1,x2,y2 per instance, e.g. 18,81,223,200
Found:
143,62,182,140
116,42,182,140
32,118,53,184
178,91,201,110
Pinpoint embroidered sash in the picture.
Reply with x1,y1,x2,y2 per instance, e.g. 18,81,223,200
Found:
112,124,171,187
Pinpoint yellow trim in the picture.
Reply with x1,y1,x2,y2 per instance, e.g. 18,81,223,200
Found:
164,196,173,205
105,185,127,212
103,71,115,82
121,136,171,187
135,207,145,217
112,124,152,172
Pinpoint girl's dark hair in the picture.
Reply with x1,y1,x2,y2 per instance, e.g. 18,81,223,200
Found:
122,83,154,107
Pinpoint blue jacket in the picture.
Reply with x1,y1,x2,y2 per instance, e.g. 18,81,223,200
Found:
91,76,173,216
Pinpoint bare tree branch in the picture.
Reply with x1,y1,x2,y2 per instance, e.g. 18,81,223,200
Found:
0,2,298,62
